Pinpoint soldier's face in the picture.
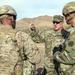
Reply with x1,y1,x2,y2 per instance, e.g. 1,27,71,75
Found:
53,22,63,31
65,12,75,25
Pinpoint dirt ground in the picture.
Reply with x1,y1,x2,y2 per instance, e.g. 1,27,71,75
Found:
35,43,45,75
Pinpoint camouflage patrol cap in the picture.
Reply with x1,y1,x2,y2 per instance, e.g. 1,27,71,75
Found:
0,5,17,19
52,15,64,22
62,2,75,16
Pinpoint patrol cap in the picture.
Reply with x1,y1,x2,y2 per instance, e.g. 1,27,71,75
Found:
52,15,64,22
62,2,75,16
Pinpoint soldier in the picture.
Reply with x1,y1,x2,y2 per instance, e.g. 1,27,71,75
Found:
0,5,41,75
53,1,75,75
44,15,70,75
28,15,69,75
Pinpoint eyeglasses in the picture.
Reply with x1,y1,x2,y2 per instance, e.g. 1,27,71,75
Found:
53,21,61,24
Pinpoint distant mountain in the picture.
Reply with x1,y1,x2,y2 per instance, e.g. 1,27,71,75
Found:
16,15,70,32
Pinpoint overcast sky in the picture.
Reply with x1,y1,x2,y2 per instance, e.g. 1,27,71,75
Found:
0,0,75,20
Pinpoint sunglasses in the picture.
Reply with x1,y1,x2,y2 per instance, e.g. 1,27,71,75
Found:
53,21,61,24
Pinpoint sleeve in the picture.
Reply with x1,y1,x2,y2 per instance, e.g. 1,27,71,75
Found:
15,31,41,64
29,28,45,43
53,50,75,65
44,30,54,57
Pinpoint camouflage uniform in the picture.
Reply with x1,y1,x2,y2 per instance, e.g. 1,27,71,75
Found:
53,27,75,75
0,5,41,75
53,2,75,75
44,18,70,75
44,30,65,75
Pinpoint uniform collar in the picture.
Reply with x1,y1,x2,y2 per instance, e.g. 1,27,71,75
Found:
53,29,62,36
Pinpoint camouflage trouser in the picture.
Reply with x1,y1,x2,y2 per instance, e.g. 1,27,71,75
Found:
44,55,56,75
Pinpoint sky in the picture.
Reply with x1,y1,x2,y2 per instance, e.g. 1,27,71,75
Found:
0,0,75,20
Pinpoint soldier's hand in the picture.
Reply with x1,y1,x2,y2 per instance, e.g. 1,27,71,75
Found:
28,22,35,29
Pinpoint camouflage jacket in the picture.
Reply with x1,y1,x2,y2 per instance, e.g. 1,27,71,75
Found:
44,29,67,75
0,25,41,75
53,27,75,75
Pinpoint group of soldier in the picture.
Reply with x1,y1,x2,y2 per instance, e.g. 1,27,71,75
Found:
0,1,75,75
29,1,75,75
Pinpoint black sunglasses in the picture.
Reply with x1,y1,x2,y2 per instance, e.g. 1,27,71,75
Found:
53,21,60,24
